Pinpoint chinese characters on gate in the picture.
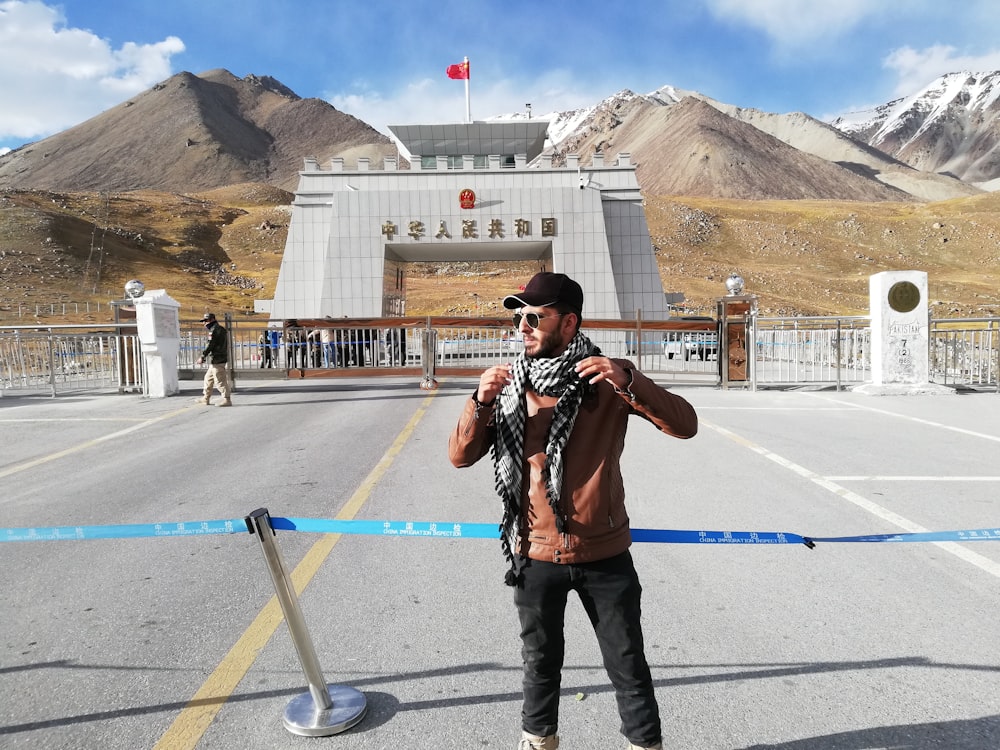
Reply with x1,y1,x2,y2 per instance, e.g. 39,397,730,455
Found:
381,217,557,241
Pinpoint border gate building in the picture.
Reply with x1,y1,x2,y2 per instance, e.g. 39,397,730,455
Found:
268,121,670,321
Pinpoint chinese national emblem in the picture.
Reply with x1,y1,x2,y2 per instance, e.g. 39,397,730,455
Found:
459,189,476,209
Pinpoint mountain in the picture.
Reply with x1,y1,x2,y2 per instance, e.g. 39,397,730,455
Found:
692,94,981,202
545,92,913,201
2,70,998,322
4,68,1000,203
831,71,1000,189
0,69,395,193
533,85,986,202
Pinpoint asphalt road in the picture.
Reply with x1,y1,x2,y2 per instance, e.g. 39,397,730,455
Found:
2,378,999,750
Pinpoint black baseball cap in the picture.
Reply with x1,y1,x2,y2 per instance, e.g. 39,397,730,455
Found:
200,313,216,322
503,272,583,314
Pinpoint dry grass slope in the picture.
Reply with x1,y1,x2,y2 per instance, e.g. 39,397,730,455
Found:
2,185,997,324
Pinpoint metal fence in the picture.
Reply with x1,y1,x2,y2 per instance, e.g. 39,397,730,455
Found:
5,300,114,319
183,315,1000,392
751,316,872,389
930,318,999,390
3,315,998,396
199,319,722,381
175,319,717,376
0,326,143,396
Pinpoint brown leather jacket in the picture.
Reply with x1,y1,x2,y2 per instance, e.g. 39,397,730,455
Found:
448,360,697,565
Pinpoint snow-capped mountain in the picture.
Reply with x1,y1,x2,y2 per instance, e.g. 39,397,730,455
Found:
831,71,1000,188
488,104,596,149
5,68,1000,200
511,82,985,201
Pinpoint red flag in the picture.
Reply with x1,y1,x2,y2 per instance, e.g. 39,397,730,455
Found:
446,61,470,80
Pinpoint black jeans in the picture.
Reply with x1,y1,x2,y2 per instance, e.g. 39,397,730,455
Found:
514,550,661,746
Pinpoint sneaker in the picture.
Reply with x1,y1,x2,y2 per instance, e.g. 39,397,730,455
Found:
518,732,559,749
627,742,662,749
218,399,232,407
196,397,211,405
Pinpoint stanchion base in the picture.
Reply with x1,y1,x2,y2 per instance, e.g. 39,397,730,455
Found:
282,684,367,737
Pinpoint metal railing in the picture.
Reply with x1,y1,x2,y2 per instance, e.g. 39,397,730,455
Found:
751,316,872,390
0,325,144,396
194,317,722,382
4,315,998,396
4,300,115,319
170,319,711,372
930,317,999,391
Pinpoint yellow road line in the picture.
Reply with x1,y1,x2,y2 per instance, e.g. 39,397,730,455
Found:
0,407,192,480
152,390,438,750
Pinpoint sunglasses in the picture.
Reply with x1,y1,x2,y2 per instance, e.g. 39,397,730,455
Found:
512,312,565,329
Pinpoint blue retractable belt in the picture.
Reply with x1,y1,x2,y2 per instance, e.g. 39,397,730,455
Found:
1,519,245,542
2,517,999,546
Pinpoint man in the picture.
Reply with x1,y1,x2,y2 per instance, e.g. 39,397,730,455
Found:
196,313,232,406
258,328,273,369
448,272,698,750
284,319,305,369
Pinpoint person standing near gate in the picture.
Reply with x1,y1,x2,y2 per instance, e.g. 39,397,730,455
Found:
448,272,698,750
284,319,305,369
196,313,232,406
258,328,273,368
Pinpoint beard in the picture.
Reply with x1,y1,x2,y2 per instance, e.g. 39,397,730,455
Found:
525,328,565,359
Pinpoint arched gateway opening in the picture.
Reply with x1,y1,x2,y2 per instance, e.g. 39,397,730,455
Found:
383,242,552,316
267,121,670,323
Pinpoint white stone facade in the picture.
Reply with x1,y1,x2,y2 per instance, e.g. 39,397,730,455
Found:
269,123,669,321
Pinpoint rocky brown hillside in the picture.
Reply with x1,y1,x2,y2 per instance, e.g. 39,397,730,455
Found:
0,72,996,324
0,69,395,193
2,185,996,323
0,184,292,321
3,70,986,204
646,192,1000,317
554,96,912,202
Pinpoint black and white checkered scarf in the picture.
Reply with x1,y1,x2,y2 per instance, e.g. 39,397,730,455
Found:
493,331,600,585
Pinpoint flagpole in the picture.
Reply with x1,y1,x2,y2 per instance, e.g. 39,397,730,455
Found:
464,56,471,123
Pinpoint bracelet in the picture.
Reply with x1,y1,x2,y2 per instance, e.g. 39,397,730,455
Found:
472,390,495,418
613,367,637,402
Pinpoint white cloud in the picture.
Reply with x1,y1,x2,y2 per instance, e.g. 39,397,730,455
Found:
329,70,606,133
0,1,183,143
884,44,1000,97
704,0,877,45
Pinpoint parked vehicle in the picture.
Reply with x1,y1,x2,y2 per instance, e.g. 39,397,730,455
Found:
663,316,719,361
437,332,520,359
624,332,664,357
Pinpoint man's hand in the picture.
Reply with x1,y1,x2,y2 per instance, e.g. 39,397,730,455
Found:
476,364,512,404
575,356,628,389
196,357,204,366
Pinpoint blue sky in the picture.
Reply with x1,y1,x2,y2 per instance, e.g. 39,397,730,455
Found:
3,0,1000,155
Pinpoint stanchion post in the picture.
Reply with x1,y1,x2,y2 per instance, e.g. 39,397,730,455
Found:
46,328,57,398
245,508,367,736
420,316,438,390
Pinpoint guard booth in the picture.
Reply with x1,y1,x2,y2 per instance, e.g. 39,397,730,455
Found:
717,278,758,389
